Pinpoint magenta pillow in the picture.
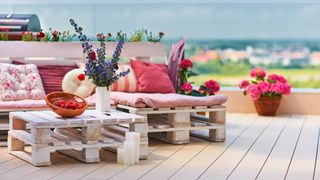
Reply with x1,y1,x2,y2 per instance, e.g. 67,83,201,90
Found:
12,61,77,94
130,60,175,93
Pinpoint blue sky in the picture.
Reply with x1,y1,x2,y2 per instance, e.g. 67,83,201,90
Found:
0,1,320,39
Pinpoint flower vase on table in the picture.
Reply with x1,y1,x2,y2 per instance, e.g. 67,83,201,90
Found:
70,19,129,113
95,86,111,112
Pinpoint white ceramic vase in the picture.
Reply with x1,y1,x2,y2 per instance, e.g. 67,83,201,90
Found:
95,86,111,112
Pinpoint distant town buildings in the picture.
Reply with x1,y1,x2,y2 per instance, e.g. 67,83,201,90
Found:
191,46,318,67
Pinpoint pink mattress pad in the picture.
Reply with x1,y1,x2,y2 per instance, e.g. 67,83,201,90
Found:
111,92,228,108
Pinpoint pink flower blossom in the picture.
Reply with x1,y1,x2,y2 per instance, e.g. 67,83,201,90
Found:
181,82,193,94
258,82,270,94
239,80,250,89
283,83,291,95
250,68,266,79
179,59,193,69
268,74,279,82
246,84,261,100
204,80,220,95
277,75,287,83
270,83,285,94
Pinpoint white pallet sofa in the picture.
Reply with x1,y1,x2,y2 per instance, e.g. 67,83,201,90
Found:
0,41,166,148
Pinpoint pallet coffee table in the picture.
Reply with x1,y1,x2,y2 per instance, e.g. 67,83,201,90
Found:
8,110,147,166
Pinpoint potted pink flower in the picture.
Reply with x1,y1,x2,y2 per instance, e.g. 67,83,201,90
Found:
239,68,291,116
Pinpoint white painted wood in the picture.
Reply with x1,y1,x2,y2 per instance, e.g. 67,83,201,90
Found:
257,115,306,180
0,41,166,59
285,115,320,180
228,115,289,179
1,113,319,179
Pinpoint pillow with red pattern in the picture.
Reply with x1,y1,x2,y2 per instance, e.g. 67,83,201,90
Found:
12,61,77,94
0,63,45,101
130,60,175,93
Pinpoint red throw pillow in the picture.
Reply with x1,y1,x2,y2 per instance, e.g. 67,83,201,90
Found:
12,61,77,94
130,60,175,93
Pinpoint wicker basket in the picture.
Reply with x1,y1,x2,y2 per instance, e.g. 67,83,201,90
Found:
45,92,88,118
254,96,281,116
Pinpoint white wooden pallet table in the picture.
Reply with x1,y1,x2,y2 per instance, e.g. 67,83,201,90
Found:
7,110,147,166
117,105,226,144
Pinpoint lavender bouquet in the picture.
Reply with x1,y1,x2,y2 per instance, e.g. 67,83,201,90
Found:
70,19,129,88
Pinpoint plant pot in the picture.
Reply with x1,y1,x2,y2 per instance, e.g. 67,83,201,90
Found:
254,96,281,116
95,86,111,112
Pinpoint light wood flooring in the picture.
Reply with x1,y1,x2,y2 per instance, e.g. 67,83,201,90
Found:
0,113,319,180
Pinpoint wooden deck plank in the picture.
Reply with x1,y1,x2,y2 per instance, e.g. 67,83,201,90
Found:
227,115,289,179
285,115,320,180
256,115,306,179
83,144,184,179
169,114,257,180
0,113,318,180
198,116,273,179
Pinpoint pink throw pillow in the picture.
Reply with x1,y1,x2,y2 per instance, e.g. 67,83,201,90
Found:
0,63,45,101
130,60,175,93
13,61,77,94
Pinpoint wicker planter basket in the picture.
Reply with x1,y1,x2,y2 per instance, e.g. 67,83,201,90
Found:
45,92,88,118
254,96,281,116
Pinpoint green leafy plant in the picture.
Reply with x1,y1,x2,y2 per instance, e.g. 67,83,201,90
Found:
0,28,9,41
145,30,164,42
116,30,127,41
129,29,144,42
61,30,75,42
22,31,33,41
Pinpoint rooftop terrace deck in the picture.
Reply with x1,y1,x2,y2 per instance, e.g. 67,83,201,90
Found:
0,113,319,180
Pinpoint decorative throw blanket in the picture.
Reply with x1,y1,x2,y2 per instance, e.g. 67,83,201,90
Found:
111,92,228,108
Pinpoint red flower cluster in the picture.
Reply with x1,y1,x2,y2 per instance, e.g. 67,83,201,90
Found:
179,59,193,69
181,82,193,94
36,30,45,39
204,80,220,95
53,99,84,109
96,33,106,41
77,73,85,81
88,51,96,61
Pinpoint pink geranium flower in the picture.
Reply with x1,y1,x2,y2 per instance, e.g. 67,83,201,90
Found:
181,82,193,94
277,75,287,83
239,80,250,89
268,74,279,82
204,80,220,95
270,82,285,94
246,84,261,100
179,59,193,69
250,67,266,78
283,83,291,95
258,82,270,94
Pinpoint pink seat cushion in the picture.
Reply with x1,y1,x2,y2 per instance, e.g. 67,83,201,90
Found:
130,60,175,93
13,61,77,94
0,94,115,110
111,91,227,108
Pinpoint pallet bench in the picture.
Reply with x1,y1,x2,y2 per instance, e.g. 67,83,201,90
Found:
8,110,147,166
117,105,226,144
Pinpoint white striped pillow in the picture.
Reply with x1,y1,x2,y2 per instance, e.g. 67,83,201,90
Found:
111,64,138,92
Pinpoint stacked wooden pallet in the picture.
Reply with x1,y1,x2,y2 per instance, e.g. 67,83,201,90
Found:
117,105,226,144
8,110,147,166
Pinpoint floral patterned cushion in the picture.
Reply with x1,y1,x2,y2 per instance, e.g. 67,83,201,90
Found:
0,64,45,101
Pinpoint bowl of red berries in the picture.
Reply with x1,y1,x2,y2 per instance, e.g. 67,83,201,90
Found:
45,92,88,118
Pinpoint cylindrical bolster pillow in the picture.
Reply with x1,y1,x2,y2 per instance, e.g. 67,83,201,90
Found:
62,69,95,98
